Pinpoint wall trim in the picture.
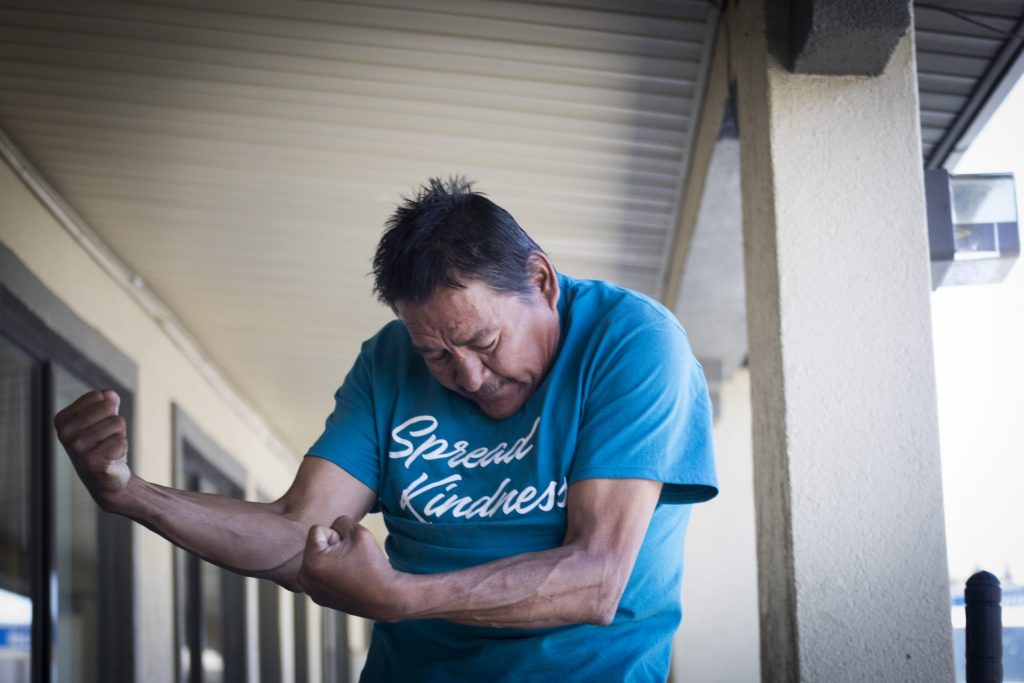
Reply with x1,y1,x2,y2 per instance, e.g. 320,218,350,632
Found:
657,4,724,305
0,125,294,466
1,242,136,390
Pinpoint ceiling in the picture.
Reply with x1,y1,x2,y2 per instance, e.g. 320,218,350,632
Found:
0,0,717,452
1,0,1022,450
915,0,1024,166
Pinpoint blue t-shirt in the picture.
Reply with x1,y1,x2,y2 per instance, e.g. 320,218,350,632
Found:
308,273,718,682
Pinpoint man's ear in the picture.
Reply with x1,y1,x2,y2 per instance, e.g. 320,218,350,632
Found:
527,251,560,311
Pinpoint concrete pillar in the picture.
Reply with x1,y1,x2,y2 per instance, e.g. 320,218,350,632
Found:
730,2,956,681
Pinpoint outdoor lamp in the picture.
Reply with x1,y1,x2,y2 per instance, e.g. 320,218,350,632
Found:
925,169,1020,289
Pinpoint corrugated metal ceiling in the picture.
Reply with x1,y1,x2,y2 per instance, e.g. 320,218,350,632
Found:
0,0,716,453
915,0,1024,164
2,0,1023,454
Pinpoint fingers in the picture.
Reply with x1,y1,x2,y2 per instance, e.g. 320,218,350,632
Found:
102,390,121,415
305,524,340,554
92,431,128,462
56,393,121,446
67,415,127,460
330,515,357,538
54,390,106,431
303,517,364,561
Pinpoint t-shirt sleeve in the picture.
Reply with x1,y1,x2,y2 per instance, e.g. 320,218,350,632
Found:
569,319,718,504
305,345,381,497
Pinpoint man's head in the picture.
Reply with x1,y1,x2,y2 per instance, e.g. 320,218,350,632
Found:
373,177,561,420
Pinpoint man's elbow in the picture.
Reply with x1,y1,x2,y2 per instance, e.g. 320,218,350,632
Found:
586,589,622,626
582,557,629,626
585,605,616,626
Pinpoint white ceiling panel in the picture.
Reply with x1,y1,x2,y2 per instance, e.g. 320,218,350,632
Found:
0,0,716,452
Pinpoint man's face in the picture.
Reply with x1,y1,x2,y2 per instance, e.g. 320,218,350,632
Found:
396,272,560,420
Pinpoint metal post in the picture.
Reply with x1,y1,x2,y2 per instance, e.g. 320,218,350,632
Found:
965,571,1003,682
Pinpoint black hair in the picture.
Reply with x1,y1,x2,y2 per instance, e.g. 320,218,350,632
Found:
372,176,545,310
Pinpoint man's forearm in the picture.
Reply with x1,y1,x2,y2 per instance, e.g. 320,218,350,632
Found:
391,543,625,628
299,480,658,628
298,520,624,627
114,474,309,590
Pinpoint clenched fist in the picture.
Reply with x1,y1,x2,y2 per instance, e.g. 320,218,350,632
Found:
298,516,405,622
53,390,133,511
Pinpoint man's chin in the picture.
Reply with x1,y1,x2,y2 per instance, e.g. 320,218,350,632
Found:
478,404,520,420
473,391,526,420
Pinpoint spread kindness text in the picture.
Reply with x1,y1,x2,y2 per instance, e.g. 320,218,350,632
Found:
388,415,567,523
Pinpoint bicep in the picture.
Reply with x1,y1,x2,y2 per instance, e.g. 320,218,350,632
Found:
275,456,377,527
563,478,662,574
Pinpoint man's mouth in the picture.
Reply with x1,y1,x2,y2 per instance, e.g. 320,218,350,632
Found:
470,378,511,399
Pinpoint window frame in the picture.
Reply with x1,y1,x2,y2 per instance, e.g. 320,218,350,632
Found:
254,486,284,683
294,592,309,683
0,260,137,683
321,609,351,683
171,405,249,683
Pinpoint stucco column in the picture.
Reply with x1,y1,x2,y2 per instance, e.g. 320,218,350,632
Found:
730,2,955,681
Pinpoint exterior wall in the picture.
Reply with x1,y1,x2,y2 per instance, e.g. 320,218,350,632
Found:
674,368,760,682
0,156,311,682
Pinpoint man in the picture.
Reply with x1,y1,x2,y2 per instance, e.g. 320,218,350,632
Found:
54,177,718,681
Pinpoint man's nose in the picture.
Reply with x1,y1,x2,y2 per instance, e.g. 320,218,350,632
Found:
453,353,487,394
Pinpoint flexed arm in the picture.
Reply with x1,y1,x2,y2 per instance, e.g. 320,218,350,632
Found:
54,390,377,591
298,478,661,626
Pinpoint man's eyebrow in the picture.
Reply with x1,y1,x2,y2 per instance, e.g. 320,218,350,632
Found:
452,329,495,347
411,329,495,354
412,344,442,355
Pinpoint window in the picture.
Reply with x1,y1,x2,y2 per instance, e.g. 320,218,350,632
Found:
321,609,350,683
0,337,34,683
253,486,284,683
294,593,309,683
0,281,135,683
258,565,282,682
173,408,248,683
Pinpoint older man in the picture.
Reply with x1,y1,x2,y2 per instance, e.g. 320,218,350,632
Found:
54,177,717,681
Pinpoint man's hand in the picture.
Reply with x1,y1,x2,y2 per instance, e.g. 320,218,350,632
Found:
54,389,133,511
298,516,404,621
